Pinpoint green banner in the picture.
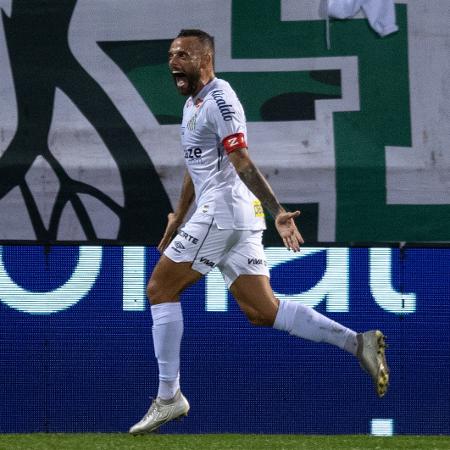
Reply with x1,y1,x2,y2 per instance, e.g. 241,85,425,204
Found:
0,1,448,243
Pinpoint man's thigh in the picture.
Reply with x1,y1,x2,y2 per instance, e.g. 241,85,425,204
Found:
219,231,276,324
148,255,203,303
151,220,233,303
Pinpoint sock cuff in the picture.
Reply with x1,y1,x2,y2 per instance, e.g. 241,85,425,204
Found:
273,299,284,330
151,302,183,325
273,299,295,331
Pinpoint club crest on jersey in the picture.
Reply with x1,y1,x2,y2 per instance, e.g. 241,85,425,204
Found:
186,113,197,131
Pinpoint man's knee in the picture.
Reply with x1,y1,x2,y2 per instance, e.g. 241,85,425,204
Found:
146,279,157,304
146,258,202,305
146,278,171,305
242,306,276,327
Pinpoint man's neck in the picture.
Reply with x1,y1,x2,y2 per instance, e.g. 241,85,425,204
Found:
193,72,215,97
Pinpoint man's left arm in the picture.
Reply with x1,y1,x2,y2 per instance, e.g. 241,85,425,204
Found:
228,147,304,252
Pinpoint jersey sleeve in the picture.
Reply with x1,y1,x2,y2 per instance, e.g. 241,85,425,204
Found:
206,87,248,154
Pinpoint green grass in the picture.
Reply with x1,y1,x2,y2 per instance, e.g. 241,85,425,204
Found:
0,434,448,450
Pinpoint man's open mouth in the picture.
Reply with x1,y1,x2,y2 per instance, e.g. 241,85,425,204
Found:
172,71,188,88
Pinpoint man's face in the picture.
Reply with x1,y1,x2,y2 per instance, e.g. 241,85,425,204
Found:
168,37,204,96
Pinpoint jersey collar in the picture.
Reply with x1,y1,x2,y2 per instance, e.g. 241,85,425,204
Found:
192,77,218,105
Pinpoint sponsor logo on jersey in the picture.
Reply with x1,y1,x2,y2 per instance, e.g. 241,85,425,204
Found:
200,256,215,268
253,200,264,218
247,258,267,266
211,89,235,121
178,230,199,245
184,147,204,164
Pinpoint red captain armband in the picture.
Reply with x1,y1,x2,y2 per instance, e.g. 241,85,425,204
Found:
222,132,247,154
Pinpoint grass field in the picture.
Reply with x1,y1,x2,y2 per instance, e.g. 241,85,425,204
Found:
0,434,448,450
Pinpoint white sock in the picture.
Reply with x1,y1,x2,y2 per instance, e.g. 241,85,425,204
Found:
151,302,184,400
273,300,358,355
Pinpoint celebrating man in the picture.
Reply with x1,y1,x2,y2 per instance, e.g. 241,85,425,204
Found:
129,29,389,435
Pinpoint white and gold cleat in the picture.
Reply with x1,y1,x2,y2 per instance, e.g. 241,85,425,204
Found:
357,330,390,398
129,390,190,435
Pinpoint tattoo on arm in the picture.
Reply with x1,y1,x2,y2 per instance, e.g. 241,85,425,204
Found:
236,160,284,218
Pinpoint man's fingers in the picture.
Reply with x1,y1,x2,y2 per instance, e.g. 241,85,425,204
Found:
157,240,166,254
276,210,300,224
157,238,168,252
283,234,301,252
290,236,300,252
285,227,303,251
295,229,304,244
157,233,173,254
281,210,300,222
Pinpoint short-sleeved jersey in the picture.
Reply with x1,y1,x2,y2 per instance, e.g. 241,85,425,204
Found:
181,78,266,230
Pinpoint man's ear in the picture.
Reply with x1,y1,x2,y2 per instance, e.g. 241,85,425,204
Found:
203,52,213,67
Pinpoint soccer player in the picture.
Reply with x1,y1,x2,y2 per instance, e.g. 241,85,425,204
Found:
129,29,389,434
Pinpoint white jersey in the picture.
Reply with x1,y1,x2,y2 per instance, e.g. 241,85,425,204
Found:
181,78,266,230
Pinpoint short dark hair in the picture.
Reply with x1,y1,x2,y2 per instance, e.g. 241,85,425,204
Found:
177,29,214,60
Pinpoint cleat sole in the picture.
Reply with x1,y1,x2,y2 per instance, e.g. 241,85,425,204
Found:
375,331,389,398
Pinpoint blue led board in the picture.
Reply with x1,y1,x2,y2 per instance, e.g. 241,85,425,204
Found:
0,245,448,434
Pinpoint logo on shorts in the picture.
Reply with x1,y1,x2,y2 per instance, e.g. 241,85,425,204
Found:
174,241,185,250
178,230,199,245
200,257,215,268
247,258,267,266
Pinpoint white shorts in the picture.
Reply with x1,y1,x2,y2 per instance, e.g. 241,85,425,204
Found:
164,219,270,288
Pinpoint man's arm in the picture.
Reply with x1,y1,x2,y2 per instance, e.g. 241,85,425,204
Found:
157,169,195,253
228,148,304,252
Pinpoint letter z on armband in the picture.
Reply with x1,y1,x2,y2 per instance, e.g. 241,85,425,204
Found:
222,133,247,154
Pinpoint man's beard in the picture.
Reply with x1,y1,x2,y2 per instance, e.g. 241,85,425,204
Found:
176,71,201,96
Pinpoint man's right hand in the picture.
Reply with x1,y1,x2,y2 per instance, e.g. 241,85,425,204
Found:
157,213,181,254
